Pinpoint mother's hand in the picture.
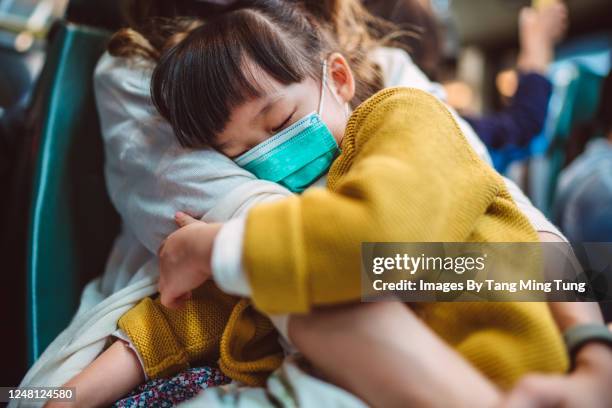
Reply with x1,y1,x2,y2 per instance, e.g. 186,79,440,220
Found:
501,341,612,408
158,212,222,309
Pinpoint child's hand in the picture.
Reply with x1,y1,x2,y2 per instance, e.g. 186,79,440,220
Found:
158,212,222,309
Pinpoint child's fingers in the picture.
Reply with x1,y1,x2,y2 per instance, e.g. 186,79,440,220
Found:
175,211,199,227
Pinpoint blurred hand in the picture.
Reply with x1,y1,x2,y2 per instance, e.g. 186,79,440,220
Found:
534,1,569,44
500,342,612,408
158,212,222,309
518,1,569,73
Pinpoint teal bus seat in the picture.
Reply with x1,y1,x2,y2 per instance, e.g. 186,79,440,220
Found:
26,22,119,364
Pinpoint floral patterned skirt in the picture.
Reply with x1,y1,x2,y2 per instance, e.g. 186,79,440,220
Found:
113,366,231,408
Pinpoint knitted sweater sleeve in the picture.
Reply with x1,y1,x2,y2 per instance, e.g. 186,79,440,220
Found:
243,88,533,314
117,282,283,384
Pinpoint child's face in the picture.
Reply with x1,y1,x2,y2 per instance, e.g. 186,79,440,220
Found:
215,53,355,159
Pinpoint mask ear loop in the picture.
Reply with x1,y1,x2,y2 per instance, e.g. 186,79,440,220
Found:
319,59,350,119
317,60,328,115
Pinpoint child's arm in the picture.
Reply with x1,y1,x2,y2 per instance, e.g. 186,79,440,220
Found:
45,340,144,408
160,225,607,332
159,88,525,313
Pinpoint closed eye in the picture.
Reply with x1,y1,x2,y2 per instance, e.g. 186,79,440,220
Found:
271,109,296,133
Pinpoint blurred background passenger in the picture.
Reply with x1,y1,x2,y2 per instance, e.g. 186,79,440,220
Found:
365,0,568,153
463,3,567,151
553,69,612,243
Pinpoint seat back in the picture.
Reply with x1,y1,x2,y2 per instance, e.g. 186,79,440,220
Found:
26,22,118,364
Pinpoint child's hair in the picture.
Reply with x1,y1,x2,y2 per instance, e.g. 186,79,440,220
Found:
148,0,396,149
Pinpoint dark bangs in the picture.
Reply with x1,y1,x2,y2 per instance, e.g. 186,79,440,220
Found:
151,4,323,149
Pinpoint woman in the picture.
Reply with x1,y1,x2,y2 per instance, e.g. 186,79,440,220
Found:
93,2,608,404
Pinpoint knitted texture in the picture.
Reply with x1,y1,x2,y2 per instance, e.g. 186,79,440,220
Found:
118,281,283,385
244,87,568,388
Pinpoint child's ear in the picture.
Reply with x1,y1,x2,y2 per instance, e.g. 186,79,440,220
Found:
327,52,356,104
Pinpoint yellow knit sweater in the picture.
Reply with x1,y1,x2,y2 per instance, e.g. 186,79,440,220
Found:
243,87,568,388
119,87,567,389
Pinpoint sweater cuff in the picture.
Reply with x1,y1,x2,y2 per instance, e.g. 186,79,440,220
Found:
112,329,148,381
118,297,189,379
212,217,252,297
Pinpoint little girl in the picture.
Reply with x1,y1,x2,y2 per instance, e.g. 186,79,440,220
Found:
52,0,569,406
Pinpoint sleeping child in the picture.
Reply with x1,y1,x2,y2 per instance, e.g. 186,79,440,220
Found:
48,0,568,406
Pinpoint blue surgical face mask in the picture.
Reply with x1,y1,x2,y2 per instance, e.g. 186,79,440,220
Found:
234,61,341,193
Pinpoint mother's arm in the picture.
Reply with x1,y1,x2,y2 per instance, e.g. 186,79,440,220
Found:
94,53,292,254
